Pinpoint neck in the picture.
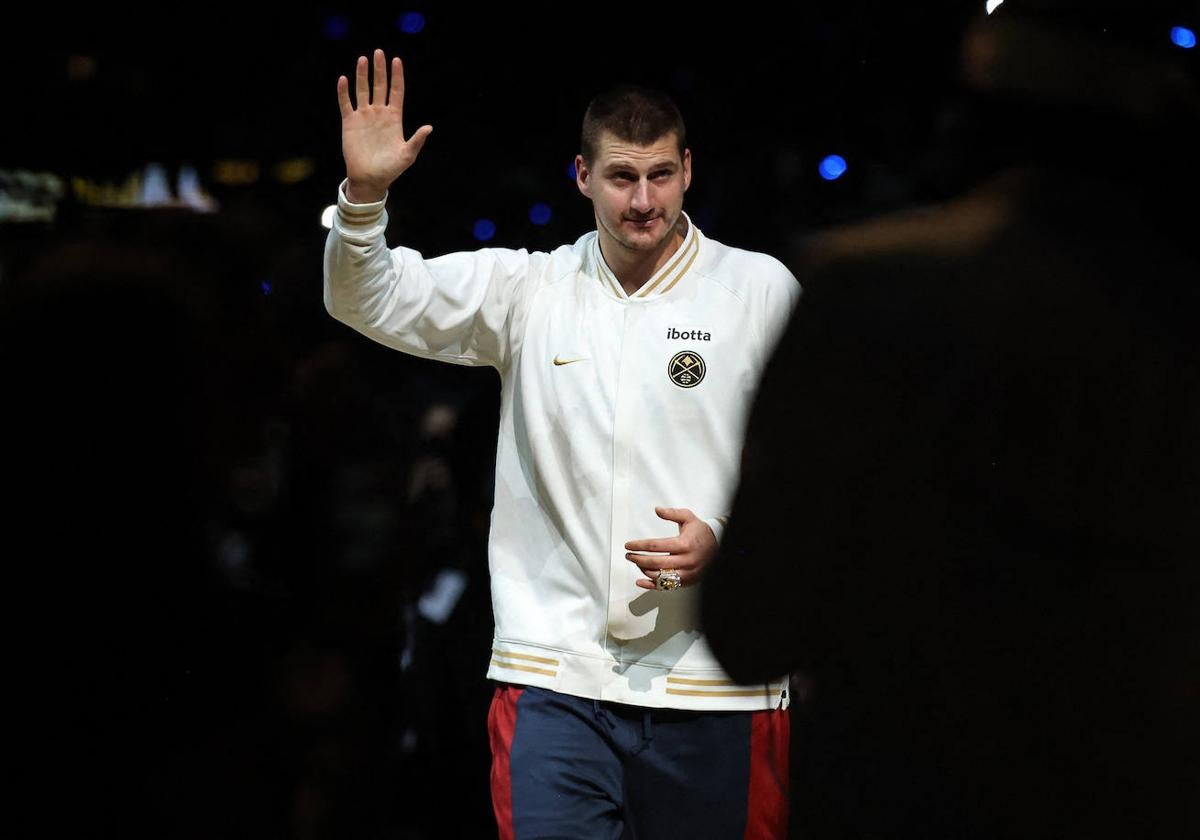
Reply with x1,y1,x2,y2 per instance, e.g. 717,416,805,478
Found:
600,217,688,296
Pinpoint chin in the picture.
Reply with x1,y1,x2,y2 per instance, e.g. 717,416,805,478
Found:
619,234,663,252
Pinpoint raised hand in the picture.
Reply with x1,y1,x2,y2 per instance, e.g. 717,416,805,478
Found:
336,49,433,203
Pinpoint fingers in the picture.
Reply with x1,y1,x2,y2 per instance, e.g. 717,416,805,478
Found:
355,54,369,109
624,536,682,553
634,569,692,591
655,506,695,524
372,49,387,106
389,56,404,109
337,75,352,118
347,52,412,114
626,551,683,572
408,123,433,155
347,51,404,113
628,554,676,573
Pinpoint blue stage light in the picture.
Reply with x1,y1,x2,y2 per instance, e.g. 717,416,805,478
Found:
324,16,350,40
473,219,497,241
818,154,848,181
399,12,426,34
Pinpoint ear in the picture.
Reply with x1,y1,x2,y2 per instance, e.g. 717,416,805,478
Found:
575,154,592,198
682,148,692,193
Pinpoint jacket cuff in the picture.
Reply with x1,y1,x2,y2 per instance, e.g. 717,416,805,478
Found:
334,178,388,233
703,515,730,544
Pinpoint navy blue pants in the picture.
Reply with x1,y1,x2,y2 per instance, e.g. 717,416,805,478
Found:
489,684,788,839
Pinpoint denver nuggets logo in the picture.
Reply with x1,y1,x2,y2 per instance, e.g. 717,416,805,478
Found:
668,351,706,388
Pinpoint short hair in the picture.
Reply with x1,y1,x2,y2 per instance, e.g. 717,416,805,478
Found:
580,86,687,164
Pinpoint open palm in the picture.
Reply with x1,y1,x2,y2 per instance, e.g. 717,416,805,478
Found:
337,49,432,201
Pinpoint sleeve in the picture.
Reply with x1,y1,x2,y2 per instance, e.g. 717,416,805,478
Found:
754,258,803,367
691,263,797,555
703,515,730,544
323,179,540,370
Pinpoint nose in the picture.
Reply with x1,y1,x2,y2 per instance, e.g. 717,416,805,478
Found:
630,178,653,214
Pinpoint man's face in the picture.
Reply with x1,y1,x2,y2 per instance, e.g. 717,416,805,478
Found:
576,131,692,255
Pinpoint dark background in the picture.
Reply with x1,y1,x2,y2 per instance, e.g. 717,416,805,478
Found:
2,3,1194,837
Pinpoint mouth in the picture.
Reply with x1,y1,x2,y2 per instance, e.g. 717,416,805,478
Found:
624,217,659,231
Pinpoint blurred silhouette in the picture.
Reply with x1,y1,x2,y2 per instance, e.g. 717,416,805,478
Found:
702,2,1200,838
2,212,456,838
3,217,276,837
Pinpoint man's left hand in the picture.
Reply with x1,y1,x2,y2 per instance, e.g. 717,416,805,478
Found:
625,507,717,591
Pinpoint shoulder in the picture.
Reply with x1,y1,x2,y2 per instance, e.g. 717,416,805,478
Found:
472,238,583,285
538,235,588,285
695,230,799,300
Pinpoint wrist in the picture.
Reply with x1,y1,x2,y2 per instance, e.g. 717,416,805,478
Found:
344,179,388,204
703,516,728,545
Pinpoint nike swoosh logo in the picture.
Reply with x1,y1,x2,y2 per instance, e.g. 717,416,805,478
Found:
553,355,588,366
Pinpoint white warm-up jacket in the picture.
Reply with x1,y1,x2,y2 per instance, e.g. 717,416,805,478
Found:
325,182,800,710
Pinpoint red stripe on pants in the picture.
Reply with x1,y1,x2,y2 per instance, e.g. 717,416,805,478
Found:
488,684,524,840
744,707,790,840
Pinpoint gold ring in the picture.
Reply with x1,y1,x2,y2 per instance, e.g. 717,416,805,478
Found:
656,569,682,591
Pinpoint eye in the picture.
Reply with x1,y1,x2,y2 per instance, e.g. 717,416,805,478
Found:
650,170,673,180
